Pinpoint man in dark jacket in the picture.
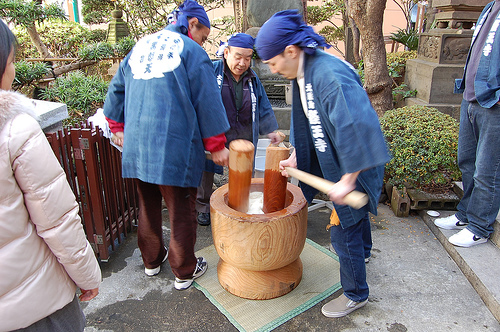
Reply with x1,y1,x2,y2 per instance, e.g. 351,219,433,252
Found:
196,33,279,225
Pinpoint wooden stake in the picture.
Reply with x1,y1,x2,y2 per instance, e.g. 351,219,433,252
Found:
263,146,290,213
228,139,254,213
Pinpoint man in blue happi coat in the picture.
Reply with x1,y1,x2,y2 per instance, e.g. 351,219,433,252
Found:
256,10,390,318
103,0,230,290
434,0,500,248
196,33,279,226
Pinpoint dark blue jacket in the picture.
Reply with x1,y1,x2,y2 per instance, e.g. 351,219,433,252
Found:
291,50,390,228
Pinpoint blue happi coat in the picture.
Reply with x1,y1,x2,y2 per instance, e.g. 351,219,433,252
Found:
291,50,391,228
205,60,278,174
103,25,230,187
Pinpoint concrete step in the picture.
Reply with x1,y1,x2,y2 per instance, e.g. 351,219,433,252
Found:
421,210,500,323
453,182,500,248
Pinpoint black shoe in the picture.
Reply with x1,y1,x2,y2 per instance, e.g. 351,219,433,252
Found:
197,212,210,226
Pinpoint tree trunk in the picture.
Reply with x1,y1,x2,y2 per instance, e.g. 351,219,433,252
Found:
348,0,393,115
350,19,361,64
43,60,97,79
344,0,361,66
26,23,52,59
241,0,248,32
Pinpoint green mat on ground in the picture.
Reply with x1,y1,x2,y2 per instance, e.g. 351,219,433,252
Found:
194,239,341,332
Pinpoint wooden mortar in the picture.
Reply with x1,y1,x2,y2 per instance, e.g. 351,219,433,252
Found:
210,178,308,300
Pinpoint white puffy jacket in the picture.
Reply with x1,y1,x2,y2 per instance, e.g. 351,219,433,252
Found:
0,91,101,331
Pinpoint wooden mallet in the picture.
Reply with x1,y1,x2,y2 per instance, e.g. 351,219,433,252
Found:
284,167,369,210
227,139,254,213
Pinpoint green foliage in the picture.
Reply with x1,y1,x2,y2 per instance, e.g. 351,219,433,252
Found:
82,0,114,25
380,105,461,191
392,83,417,105
39,71,109,126
79,42,115,60
390,28,419,51
307,0,345,56
0,0,66,27
13,21,107,59
386,50,417,80
114,36,136,57
13,60,49,90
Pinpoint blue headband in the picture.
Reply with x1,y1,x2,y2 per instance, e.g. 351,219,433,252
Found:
227,33,255,49
255,10,330,61
169,0,210,35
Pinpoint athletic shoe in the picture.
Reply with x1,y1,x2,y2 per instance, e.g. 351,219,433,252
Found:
174,257,208,290
321,293,368,318
144,247,168,276
434,214,468,230
448,229,487,248
197,212,210,226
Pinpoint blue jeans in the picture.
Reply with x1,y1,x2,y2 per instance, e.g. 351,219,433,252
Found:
456,99,500,238
330,213,372,302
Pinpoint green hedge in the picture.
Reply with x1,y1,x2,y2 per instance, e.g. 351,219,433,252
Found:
380,105,461,192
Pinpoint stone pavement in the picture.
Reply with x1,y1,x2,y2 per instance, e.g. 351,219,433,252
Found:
82,203,500,332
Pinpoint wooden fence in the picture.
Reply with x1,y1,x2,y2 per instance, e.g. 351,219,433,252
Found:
46,124,138,262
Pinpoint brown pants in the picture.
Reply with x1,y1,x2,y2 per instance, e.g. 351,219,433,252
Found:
195,171,215,214
135,179,197,279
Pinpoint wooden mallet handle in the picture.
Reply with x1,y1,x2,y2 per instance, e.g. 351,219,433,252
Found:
284,167,368,210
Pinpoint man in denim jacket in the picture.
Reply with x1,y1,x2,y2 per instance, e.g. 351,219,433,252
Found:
435,0,500,247
256,10,390,318
104,0,230,290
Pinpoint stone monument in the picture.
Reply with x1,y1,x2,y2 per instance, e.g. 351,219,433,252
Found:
405,0,490,120
245,0,305,133
106,7,129,44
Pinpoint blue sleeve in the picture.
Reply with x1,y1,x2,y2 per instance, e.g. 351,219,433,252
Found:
185,47,230,138
254,76,278,135
322,83,390,174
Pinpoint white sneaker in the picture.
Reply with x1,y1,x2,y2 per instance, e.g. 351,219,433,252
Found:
448,229,487,248
174,257,208,290
434,214,468,230
145,247,169,276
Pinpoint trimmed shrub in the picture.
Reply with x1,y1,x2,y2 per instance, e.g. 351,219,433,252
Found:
13,61,49,91
114,36,136,57
79,42,115,60
39,71,109,126
380,105,461,192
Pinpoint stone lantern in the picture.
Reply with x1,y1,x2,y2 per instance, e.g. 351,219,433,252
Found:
405,0,490,119
106,3,129,44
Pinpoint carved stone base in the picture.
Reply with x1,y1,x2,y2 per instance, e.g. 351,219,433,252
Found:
405,58,464,105
417,29,473,65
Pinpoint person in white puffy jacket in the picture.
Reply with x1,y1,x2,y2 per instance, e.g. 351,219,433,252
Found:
0,20,101,332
